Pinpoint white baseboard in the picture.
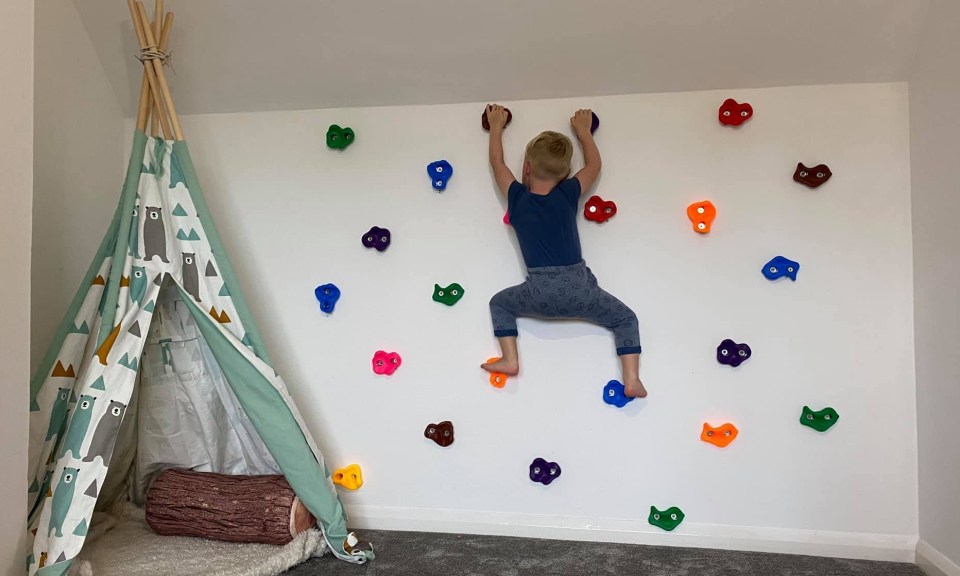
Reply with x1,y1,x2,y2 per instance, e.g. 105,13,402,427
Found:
917,540,960,576
345,505,917,563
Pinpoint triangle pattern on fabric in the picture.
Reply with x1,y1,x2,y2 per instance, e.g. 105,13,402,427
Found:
56,552,66,563
128,321,142,337
205,261,218,277
241,333,253,347
91,376,106,391
51,361,76,378
85,480,99,498
219,283,230,296
172,203,188,216
144,300,156,313
154,273,164,286
69,321,90,335
73,519,88,536
209,307,231,324
29,478,38,493
118,353,139,371
120,275,130,288
92,275,106,286
176,228,201,241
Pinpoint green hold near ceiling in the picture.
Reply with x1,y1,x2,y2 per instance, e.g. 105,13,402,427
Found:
326,124,355,150
648,506,685,531
799,406,839,432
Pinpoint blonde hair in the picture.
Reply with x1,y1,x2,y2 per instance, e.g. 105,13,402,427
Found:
525,131,573,181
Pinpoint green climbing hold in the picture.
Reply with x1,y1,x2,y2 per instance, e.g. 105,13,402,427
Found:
800,406,839,432
326,124,355,150
648,506,685,531
432,282,465,306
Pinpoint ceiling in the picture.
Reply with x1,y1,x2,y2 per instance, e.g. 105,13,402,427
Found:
72,0,931,117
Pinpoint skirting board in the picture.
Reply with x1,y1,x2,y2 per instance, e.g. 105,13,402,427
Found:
917,540,960,576
345,505,917,563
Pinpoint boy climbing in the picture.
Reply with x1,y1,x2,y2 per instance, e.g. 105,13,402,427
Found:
481,104,647,398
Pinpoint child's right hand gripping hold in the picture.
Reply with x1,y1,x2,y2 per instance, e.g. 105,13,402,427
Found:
485,104,510,132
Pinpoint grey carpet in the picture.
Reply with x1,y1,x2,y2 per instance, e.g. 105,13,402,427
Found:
283,530,924,576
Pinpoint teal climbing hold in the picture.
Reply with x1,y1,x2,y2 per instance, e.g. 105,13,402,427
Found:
800,406,839,432
648,506,685,531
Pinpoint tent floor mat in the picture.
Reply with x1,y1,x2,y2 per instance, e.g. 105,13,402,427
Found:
69,502,327,576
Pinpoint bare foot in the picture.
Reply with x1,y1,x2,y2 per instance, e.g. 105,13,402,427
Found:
624,378,647,398
481,357,519,376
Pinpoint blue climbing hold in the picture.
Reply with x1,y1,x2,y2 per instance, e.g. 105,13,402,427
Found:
427,160,453,191
762,256,800,281
315,283,341,314
602,380,634,408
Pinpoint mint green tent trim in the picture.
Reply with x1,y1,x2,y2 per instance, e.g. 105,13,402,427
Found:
177,286,351,551
171,141,272,365
27,131,371,575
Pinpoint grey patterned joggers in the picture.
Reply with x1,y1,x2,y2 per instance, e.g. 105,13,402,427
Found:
489,260,641,356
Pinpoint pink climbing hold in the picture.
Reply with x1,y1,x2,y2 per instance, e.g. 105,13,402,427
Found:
503,211,510,225
372,350,402,375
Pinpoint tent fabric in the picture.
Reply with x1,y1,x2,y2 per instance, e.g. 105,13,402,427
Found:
27,132,371,576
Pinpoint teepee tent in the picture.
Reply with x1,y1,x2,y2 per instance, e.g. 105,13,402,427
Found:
26,2,372,574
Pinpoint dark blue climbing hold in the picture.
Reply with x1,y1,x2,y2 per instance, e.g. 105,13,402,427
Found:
603,380,634,408
362,226,391,252
762,256,800,281
314,283,341,314
529,458,561,485
717,339,751,367
591,112,600,134
427,160,453,191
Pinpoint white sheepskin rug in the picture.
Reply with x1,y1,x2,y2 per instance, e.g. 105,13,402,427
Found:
69,502,327,576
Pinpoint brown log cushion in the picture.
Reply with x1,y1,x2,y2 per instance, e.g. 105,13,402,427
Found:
146,469,316,545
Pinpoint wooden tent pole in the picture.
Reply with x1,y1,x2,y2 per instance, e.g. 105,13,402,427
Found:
136,1,184,141
149,12,173,137
149,0,163,136
128,0,173,140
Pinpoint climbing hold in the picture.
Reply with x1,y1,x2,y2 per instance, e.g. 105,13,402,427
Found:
332,464,363,490
700,423,739,448
503,211,510,225
716,339,751,367
485,357,509,389
529,458,561,485
762,256,800,281
432,283,465,306
718,98,753,127
584,195,617,223
590,112,600,134
372,350,402,375
314,283,341,314
686,201,716,234
602,380,635,408
361,226,391,252
481,107,512,131
793,163,832,188
424,421,455,447
800,406,839,432
648,506,685,531
427,160,454,191
326,124,355,150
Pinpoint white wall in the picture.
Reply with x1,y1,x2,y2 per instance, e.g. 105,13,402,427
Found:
31,0,126,372
0,0,34,573
909,0,960,573
174,83,917,560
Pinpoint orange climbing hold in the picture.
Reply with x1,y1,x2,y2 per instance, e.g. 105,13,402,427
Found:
332,464,363,490
486,357,509,388
700,422,738,448
687,200,716,234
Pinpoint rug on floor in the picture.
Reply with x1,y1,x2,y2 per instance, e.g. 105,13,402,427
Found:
68,502,326,576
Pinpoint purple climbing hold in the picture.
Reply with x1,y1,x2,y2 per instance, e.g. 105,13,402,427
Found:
591,112,600,134
529,457,561,485
717,339,751,367
361,226,391,252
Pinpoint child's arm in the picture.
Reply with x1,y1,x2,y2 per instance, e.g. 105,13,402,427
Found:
571,109,601,193
487,104,517,196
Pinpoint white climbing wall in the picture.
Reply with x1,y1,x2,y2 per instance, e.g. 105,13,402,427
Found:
171,82,916,560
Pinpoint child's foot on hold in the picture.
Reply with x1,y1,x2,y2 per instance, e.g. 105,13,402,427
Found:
481,357,519,376
624,378,647,398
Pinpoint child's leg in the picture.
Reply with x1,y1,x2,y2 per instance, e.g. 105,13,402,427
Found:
585,287,647,397
483,283,536,375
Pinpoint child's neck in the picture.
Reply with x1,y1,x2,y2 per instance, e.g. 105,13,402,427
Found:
527,176,560,196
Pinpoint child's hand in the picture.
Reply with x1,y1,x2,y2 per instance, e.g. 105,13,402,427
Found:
486,104,510,131
571,109,594,137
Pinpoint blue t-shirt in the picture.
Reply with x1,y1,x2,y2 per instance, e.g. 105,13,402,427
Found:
507,178,583,269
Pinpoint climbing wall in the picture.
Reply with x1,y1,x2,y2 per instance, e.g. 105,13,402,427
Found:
173,82,917,553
